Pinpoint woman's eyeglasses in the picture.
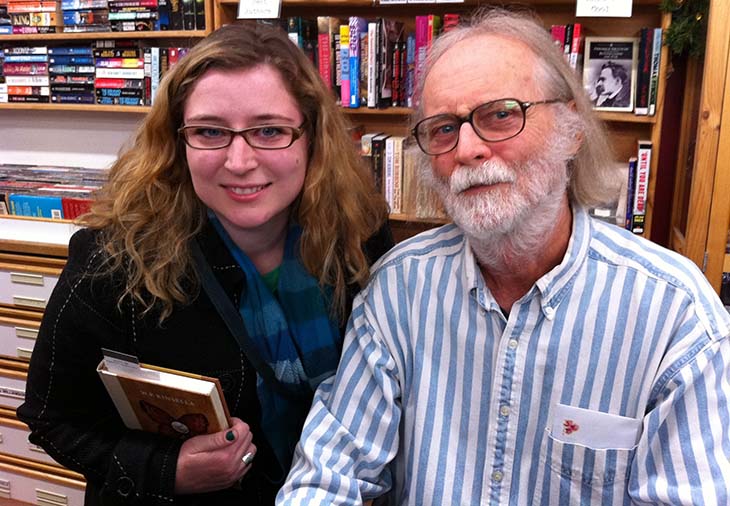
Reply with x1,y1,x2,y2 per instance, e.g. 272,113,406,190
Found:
178,123,306,150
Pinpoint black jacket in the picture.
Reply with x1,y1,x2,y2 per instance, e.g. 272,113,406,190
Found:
17,222,393,506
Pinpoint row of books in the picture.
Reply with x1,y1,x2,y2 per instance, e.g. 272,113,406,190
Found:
0,0,204,34
360,131,446,220
0,163,106,219
0,42,189,104
290,14,455,110
582,30,662,116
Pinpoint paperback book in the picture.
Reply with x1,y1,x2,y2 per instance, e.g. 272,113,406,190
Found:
583,36,638,113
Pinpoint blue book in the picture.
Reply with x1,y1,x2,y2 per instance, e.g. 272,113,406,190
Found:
348,16,367,108
48,46,94,56
9,194,64,219
4,54,48,63
49,55,94,65
405,33,416,108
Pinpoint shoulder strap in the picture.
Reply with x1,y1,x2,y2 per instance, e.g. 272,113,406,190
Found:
191,240,297,398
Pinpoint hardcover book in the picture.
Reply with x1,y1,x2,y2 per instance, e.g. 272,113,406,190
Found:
583,36,638,113
97,350,231,439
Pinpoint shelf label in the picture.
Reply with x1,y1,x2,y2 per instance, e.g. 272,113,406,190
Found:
576,0,632,18
237,0,281,19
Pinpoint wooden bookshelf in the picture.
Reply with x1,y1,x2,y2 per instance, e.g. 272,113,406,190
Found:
0,29,208,42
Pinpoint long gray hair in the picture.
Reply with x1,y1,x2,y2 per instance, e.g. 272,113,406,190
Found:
412,6,620,208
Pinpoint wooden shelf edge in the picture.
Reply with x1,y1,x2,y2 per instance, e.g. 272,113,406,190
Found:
0,103,150,113
0,30,206,41
219,0,662,6
0,240,68,258
724,253,730,273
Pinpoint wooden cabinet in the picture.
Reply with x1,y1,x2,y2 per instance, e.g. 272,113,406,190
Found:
669,0,730,295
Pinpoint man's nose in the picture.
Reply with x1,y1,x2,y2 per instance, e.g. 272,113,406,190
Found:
454,122,493,164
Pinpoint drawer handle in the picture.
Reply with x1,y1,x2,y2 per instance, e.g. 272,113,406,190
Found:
10,272,44,287
0,478,9,499
15,327,38,340
16,347,33,360
12,296,47,309
37,488,69,506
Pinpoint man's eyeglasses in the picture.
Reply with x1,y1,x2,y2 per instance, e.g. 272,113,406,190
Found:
411,98,564,156
178,123,306,150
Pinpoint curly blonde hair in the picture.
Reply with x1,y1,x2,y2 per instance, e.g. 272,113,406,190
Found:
84,22,388,322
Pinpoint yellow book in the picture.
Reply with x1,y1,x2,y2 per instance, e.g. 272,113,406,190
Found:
97,350,230,439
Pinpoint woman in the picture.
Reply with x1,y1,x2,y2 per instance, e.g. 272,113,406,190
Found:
17,22,392,505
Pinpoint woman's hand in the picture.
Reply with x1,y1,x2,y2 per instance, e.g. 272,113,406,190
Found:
174,417,257,495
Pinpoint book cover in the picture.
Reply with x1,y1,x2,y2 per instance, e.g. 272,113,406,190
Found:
583,36,638,113
348,16,366,108
97,351,231,439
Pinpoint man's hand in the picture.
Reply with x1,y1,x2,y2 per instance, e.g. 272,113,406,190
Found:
174,417,257,495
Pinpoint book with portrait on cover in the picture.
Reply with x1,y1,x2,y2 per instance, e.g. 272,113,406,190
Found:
97,349,231,439
582,36,639,113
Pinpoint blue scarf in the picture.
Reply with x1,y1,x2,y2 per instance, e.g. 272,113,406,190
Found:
210,215,341,471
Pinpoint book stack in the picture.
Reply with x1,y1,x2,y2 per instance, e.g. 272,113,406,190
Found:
361,132,446,220
6,0,60,34
634,27,662,116
48,45,95,104
94,41,145,105
2,46,50,103
61,0,109,32
108,0,157,32
0,164,106,219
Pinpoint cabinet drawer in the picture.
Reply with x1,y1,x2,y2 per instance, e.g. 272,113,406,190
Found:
0,456,85,505
0,316,39,362
0,415,60,468
0,266,59,311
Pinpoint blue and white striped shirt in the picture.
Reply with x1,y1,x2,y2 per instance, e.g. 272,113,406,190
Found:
277,206,730,505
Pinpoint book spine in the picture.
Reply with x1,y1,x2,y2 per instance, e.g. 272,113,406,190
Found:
366,21,378,108
569,23,583,71
384,137,395,210
624,157,637,230
634,28,652,116
317,17,332,89
648,28,662,116
339,23,349,107
631,141,652,234
391,136,403,214
348,16,365,108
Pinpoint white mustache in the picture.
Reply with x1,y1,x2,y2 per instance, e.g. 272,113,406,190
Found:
449,162,517,194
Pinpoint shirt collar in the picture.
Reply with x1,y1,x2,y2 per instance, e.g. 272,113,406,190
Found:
463,205,593,319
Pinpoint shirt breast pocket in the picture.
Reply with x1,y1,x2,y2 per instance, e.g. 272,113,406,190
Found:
532,404,641,505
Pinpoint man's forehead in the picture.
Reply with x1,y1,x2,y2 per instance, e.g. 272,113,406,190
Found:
423,34,538,114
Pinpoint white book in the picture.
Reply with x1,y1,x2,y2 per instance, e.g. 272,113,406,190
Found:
95,67,145,79
5,76,50,86
384,137,396,211
390,136,405,214
367,22,379,108
631,140,652,235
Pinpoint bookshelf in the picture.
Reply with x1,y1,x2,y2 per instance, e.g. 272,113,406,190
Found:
214,0,672,241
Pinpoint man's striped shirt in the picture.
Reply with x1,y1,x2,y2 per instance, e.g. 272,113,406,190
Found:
278,206,730,505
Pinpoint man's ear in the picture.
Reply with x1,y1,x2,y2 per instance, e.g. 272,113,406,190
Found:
567,100,583,157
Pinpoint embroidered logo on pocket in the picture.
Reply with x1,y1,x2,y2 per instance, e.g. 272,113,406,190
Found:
562,419,579,435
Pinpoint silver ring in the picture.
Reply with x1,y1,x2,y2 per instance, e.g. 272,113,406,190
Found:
242,452,254,465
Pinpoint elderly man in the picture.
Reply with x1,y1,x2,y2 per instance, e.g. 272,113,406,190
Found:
277,8,730,506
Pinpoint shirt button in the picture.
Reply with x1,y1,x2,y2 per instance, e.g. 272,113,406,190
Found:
544,307,555,318
492,470,503,482
508,339,518,349
500,405,510,417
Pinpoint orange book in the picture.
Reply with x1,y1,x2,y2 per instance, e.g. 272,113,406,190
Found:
97,351,231,439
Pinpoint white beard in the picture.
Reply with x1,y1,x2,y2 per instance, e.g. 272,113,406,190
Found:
422,135,573,271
